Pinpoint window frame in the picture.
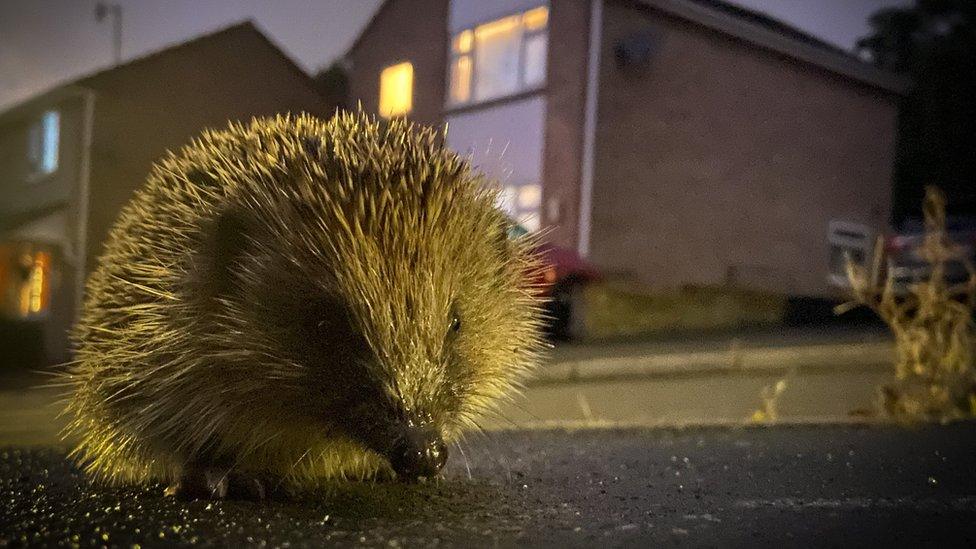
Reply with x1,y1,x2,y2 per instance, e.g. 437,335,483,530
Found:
447,5,549,109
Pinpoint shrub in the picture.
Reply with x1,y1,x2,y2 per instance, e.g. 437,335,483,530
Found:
839,187,976,421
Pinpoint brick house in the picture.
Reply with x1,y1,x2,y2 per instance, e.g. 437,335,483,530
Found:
345,0,906,298
0,22,328,365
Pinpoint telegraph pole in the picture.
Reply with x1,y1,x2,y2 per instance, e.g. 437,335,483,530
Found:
95,2,123,65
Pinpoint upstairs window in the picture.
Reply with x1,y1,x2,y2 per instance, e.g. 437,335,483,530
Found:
379,61,413,118
449,5,549,107
27,110,60,179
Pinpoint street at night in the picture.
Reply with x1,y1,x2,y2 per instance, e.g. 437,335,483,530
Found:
3,0,976,546
3,424,976,547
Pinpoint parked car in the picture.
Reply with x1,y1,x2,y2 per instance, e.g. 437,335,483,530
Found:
883,217,976,294
827,218,976,296
509,222,601,340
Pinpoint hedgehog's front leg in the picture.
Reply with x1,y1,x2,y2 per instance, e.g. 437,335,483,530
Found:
165,467,282,501
164,466,226,500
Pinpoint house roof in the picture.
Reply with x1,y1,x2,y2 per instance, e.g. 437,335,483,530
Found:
633,0,908,94
347,0,907,95
681,0,851,57
347,0,397,56
0,21,323,121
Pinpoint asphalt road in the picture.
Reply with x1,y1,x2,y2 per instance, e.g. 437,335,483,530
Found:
3,423,976,547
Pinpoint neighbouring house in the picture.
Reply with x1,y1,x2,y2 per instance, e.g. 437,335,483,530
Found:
345,0,906,298
0,22,328,366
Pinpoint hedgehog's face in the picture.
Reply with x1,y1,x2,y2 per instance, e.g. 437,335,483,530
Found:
246,206,538,480
199,172,542,481
287,210,541,480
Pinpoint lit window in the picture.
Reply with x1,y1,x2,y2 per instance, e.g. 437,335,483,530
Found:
379,62,413,118
518,184,542,210
27,110,59,179
523,33,548,88
473,15,522,101
497,183,543,232
453,29,473,54
448,5,549,107
8,249,52,318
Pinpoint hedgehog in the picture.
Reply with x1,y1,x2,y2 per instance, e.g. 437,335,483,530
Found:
62,111,547,499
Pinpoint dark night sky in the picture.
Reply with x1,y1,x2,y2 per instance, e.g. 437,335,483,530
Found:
0,0,912,111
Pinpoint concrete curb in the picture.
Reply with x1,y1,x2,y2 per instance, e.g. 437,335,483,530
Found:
532,342,894,385
486,415,890,432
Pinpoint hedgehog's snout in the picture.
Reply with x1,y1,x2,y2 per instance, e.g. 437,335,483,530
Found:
388,426,448,481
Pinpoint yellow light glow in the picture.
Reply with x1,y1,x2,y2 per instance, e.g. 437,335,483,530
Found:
450,55,472,103
17,251,48,316
17,268,29,318
379,62,413,118
523,6,549,31
518,184,542,209
453,30,473,54
28,256,44,313
475,14,520,41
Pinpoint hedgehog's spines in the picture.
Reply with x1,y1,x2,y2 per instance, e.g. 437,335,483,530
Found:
64,110,547,488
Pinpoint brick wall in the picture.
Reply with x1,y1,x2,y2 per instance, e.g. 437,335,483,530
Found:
540,0,591,249
588,1,898,297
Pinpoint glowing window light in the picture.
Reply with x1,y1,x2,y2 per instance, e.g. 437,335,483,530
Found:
28,259,43,313
16,251,50,317
448,5,550,106
473,15,522,101
379,62,413,118
523,6,549,31
453,30,473,54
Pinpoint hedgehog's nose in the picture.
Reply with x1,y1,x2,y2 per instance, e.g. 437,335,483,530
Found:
389,428,448,481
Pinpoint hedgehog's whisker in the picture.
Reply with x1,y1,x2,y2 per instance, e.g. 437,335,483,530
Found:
454,440,472,480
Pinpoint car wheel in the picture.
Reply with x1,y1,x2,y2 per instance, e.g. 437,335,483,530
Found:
548,278,587,341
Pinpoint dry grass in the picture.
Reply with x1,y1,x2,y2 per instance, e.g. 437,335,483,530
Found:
839,187,976,422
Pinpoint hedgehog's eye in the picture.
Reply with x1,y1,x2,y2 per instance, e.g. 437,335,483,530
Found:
449,315,461,334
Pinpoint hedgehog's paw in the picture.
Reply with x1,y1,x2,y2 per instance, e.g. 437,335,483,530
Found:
165,467,229,500
227,472,290,501
166,468,291,501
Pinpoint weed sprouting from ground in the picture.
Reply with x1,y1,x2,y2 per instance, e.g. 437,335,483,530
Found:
750,377,789,424
838,187,976,422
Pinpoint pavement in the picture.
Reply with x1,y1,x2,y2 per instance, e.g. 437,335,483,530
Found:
2,423,976,547
496,326,895,428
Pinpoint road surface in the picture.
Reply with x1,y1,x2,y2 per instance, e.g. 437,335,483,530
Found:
2,423,975,547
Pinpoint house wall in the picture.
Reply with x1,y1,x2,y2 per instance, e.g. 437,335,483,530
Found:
0,93,87,227
347,0,449,128
0,26,327,366
0,91,91,364
588,0,897,296
539,0,591,248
